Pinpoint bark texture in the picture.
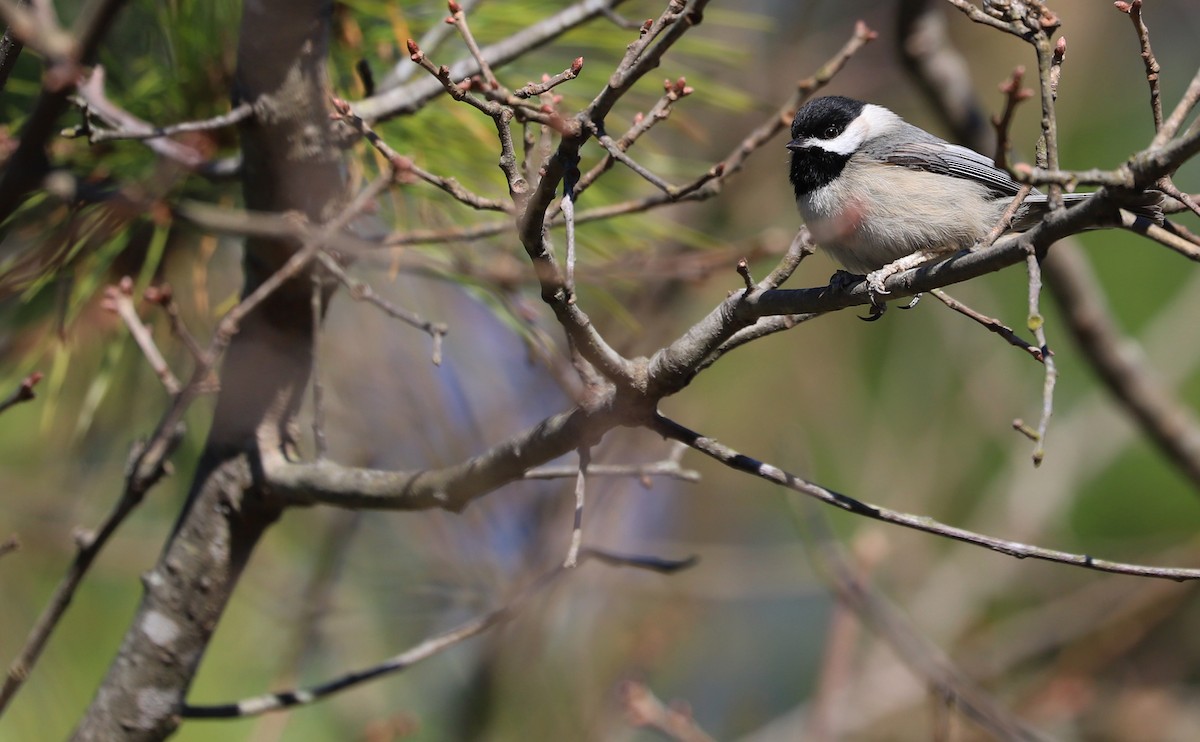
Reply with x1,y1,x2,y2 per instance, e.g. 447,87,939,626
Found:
71,2,344,739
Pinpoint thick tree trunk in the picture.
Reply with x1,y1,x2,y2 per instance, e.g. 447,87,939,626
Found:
71,2,344,739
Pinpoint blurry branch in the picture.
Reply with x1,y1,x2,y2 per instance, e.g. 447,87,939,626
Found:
0,0,31,91
183,549,695,718
101,278,181,396
793,507,1046,741
0,0,70,61
621,681,717,742
0,421,185,715
310,278,328,461
652,413,1200,581
563,446,590,568
0,534,18,559
897,0,990,151
354,0,632,121
184,591,517,718
0,0,131,223
1043,247,1200,488
143,284,207,369
962,543,1197,683
524,448,699,483
313,251,448,365
67,98,254,143
0,175,391,715
74,67,241,177
184,598,513,718
0,371,42,415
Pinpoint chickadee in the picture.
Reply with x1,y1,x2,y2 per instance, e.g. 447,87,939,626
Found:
786,96,1155,294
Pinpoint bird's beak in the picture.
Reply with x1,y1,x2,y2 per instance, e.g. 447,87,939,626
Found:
786,139,804,152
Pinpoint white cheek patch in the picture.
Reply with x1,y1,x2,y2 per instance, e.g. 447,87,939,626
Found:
802,117,867,155
801,104,897,156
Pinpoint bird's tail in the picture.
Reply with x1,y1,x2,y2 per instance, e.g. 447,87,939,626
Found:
1016,189,1164,230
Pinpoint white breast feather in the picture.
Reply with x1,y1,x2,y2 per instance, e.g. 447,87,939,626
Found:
797,158,1005,274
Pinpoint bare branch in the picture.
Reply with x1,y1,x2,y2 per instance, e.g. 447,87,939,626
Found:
74,66,235,175
1023,252,1057,466
564,446,590,568
0,371,42,415
514,56,584,98
1115,0,1163,130
930,288,1044,362
622,680,717,742
355,0,631,121
991,66,1033,168
653,413,1200,581
314,252,448,365
443,0,501,91
183,549,694,718
102,279,182,396
1044,246,1200,489
71,101,254,143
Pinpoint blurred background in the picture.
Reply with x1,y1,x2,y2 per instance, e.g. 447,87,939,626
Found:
3,0,1200,739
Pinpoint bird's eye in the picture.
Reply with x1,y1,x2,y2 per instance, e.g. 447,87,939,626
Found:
823,124,842,139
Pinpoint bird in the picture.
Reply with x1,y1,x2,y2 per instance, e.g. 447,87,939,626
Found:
785,95,1159,313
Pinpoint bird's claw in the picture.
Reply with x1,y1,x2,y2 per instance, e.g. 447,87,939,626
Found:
898,293,922,310
858,303,887,322
865,268,891,298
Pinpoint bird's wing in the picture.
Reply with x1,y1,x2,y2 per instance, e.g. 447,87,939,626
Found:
876,135,1023,198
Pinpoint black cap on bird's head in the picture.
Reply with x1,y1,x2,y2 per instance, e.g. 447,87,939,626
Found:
787,96,868,198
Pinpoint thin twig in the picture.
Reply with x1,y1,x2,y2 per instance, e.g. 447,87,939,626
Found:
1024,253,1056,466
1044,245,1200,489
314,252,448,365
991,66,1033,169
444,0,501,91
791,503,1046,742
310,277,327,460
514,56,583,98
1116,0,1162,131
622,680,717,742
72,101,254,142
74,67,235,176
332,97,509,212
652,413,1200,581
524,459,700,482
102,278,182,395
930,289,1044,362
564,446,590,568
0,371,42,415
143,284,207,366
183,550,695,718
1154,63,1200,147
